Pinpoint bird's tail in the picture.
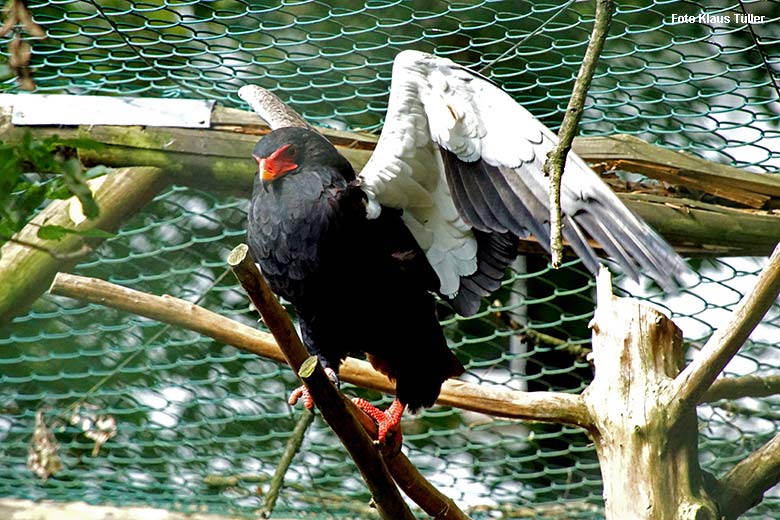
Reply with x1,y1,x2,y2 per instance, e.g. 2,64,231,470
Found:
396,347,464,413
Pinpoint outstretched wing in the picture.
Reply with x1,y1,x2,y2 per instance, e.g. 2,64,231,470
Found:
361,50,688,315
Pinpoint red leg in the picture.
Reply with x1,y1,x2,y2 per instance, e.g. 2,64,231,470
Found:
352,397,406,443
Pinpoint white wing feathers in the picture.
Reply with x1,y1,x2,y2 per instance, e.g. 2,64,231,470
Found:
361,50,687,305
360,61,477,298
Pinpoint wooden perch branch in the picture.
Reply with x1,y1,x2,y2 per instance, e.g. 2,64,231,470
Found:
584,268,721,519
671,243,780,417
45,241,780,519
48,271,592,427
718,431,780,519
544,0,614,267
226,244,415,520
702,374,780,403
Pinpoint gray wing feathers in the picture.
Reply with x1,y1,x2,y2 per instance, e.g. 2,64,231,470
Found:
363,50,689,312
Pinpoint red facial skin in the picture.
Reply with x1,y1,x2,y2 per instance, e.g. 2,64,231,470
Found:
254,144,298,181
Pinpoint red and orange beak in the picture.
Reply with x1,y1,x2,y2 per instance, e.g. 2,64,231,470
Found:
253,144,298,181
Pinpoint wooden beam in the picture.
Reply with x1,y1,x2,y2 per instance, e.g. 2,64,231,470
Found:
3,97,779,256
574,134,780,206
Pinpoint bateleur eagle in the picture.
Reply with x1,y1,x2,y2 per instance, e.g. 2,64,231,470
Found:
240,50,689,442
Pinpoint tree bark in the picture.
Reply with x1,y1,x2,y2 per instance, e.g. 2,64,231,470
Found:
583,269,720,519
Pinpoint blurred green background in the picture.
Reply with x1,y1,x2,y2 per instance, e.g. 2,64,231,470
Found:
1,0,779,518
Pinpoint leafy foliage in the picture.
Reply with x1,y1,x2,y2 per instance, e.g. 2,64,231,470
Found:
0,132,110,248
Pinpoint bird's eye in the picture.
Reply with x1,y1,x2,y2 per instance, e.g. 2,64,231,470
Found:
270,143,296,162
260,143,299,181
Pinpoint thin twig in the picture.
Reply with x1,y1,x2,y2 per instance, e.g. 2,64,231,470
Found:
477,0,577,75
0,235,92,261
261,409,315,518
543,0,614,267
81,0,199,97
671,243,780,421
226,244,416,520
736,0,780,103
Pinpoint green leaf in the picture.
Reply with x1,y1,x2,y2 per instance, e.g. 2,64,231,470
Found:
45,179,73,200
37,225,114,241
74,228,114,239
18,183,47,214
36,225,69,241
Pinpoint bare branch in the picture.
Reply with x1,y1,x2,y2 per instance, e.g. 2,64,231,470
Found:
226,244,416,520
238,85,313,131
48,271,591,428
671,244,780,417
0,235,92,261
544,0,614,267
701,374,780,403
261,409,315,518
717,432,780,520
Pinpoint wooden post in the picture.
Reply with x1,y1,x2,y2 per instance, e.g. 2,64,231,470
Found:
583,269,720,519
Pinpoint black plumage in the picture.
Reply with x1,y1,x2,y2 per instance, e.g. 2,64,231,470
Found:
247,128,464,411
240,51,690,440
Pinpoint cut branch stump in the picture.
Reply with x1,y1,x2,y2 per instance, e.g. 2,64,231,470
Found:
584,269,720,519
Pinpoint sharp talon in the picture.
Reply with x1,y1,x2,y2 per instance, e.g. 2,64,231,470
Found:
352,397,405,444
288,365,337,411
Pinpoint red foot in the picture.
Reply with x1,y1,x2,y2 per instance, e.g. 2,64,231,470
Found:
288,385,314,409
288,367,338,410
352,397,405,444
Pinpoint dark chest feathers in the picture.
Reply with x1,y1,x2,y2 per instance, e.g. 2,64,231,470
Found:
247,169,436,308
248,169,366,296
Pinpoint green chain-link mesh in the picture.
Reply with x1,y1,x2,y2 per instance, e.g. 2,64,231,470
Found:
2,0,779,518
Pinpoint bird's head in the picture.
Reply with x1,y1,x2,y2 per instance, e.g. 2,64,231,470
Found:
252,127,350,184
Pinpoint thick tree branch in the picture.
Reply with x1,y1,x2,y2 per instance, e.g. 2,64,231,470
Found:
48,271,591,428
671,243,780,418
226,244,415,520
543,0,614,267
717,432,780,520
